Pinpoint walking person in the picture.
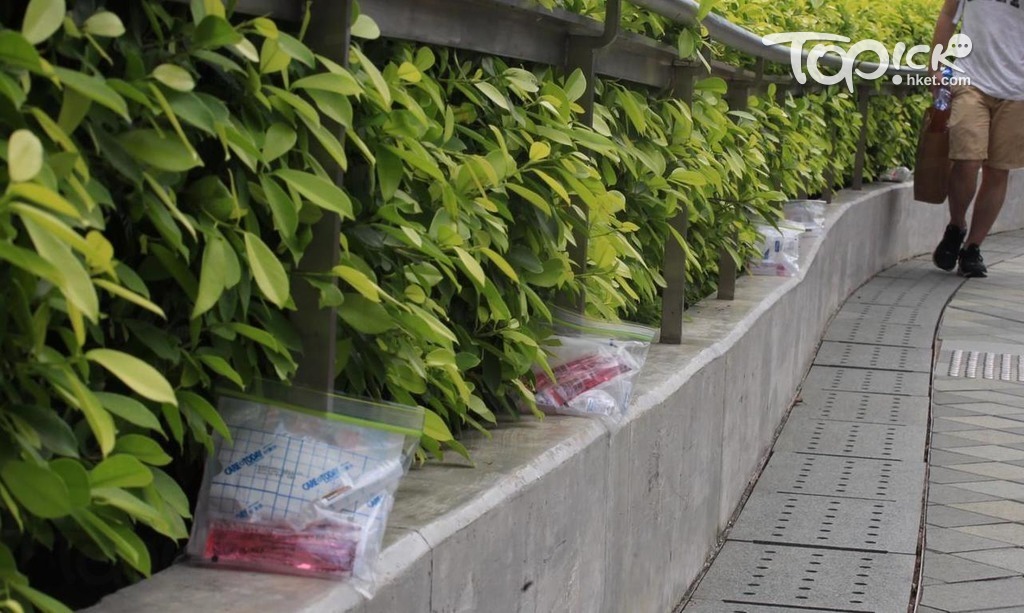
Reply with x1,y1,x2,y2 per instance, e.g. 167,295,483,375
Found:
929,0,1024,277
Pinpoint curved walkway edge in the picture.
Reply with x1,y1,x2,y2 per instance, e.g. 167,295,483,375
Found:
683,230,1024,612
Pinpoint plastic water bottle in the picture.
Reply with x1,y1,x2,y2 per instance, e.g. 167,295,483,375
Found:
934,67,954,111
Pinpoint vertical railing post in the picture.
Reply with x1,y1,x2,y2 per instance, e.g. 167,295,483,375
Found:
289,0,351,392
716,80,750,301
851,84,871,190
659,65,698,344
560,0,620,312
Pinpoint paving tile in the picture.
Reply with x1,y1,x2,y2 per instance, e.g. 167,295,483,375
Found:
934,418,988,433
926,525,1013,553
935,405,986,418
950,446,1024,462
946,403,1024,416
957,523,1024,547
931,466,999,484
940,430,1024,446
958,548,1024,574
945,416,1024,430
923,551,1017,583
920,577,1024,611
947,462,1024,483
930,449,990,466
934,392,985,406
684,601,815,612
928,483,1001,504
953,392,1024,408
956,480,1024,501
927,505,1005,528
933,433,992,449
950,500,1024,523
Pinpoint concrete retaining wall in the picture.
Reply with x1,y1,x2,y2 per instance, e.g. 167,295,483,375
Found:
90,177,1024,613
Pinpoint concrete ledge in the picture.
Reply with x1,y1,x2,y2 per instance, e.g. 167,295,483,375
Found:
90,176,1024,613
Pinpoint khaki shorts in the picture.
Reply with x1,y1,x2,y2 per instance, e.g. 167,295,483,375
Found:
949,84,1024,170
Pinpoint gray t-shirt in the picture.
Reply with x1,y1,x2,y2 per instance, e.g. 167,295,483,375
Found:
957,0,1024,100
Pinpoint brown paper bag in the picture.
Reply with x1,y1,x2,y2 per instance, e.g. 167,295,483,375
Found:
913,107,951,204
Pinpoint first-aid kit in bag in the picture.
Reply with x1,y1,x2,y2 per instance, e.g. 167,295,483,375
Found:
749,223,803,277
527,308,655,424
186,381,423,596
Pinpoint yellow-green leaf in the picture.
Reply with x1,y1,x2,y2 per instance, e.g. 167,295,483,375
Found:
53,67,128,120
528,141,550,162
244,232,289,307
480,247,519,283
0,461,72,519
350,14,380,39
397,62,421,83
8,129,43,182
274,169,353,219
333,265,381,303
152,64,195,92
422,410,453,442
117,129,202,172
22,0,66,45
83,11,125,37
453,246,486,288
86,349,177,405
90,455,153,489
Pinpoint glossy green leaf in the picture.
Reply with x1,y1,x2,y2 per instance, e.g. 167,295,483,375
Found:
10,583,72,613
50,458,90,508
0,461,72,519
244,232,289,307
86,349,177,405
339,294,393,334
262,123,296,163
274,169,352,218
113,435,172,466
292,71,362,96
350,14,381,39
94,392,162,432
89,455,153,489
333,265,381,302
53,67,128,120
117,129,201,172
193,15,242,48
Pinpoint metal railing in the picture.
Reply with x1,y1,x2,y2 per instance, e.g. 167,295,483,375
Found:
216,0,928,378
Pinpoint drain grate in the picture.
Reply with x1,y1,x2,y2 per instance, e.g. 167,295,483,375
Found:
755,452,926,503
795,389,928,427
803,366,930,397
813,342,932,373
729,492,918,553
689,542,914,611
774,419,924,461
822,320,934,348
946,349,1024,382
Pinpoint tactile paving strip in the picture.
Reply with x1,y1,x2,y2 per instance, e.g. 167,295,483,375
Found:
690,542,915,612
813,341,932,373
774,420,924,462
835,302,938,326
729,491,919,553
794,388,928,428
755,452,926,503
685,601,833,613
802,366,931,397
846,276,962,309
822,320,935,348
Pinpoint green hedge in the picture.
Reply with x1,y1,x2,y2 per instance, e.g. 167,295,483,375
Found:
0,0,930,609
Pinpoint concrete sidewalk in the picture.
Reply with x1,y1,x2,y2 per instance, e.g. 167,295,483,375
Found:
682,229,1024,612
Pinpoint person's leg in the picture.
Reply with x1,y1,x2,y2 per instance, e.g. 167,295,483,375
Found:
934,85,989,270
965,165,1009,246
948,161,981,228
958,95,1024,277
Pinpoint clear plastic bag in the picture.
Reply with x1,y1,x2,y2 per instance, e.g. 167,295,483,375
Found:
783,200,828,236
749,223,803,277
528,309,655,424
186,381,423,597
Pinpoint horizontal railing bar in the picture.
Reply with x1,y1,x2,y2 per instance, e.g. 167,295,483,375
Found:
632,0,927,77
